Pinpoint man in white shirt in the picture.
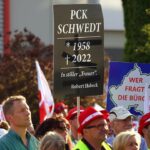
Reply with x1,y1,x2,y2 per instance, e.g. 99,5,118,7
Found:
106,106,147,150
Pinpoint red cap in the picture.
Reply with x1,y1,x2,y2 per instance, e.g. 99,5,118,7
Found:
138,112,150,136
66,106,84,120
78,106,106,134
54,102,68,114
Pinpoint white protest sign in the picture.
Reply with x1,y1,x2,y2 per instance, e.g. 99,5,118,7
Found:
107,62,150,115
144,83,150,114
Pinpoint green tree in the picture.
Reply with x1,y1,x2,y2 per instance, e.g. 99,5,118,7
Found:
122,0,150,63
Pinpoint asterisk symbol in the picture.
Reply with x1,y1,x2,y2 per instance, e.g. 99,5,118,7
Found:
66,42,70,47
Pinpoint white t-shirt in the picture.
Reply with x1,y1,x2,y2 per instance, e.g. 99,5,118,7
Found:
0,128,8,138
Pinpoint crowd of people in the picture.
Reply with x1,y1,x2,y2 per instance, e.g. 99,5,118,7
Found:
0,95,150,150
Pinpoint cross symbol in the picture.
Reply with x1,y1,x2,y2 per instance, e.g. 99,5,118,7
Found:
65,55,70,65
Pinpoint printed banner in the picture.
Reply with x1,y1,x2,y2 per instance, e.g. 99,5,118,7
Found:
53,4,104,98
107,62,150,116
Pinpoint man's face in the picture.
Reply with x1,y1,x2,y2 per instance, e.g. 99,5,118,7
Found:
111,116,133,135
143,124,150,139
83,118,108,142
68,115,79,140
9,100,31,128
69,115,78,130
54,122,68,142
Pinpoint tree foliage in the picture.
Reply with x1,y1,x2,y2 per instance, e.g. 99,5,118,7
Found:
0,28,53,127
0,28,108,127
122,0,150,63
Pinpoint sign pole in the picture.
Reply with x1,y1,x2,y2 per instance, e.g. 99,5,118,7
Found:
77,96,80,140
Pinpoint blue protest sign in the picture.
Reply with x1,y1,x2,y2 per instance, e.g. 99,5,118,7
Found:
107,62,150,116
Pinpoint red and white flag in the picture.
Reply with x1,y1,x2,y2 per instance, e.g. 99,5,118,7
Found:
0,105,5,121
35,60,54,123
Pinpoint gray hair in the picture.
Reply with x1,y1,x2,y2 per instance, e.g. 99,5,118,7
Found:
40,131,65,150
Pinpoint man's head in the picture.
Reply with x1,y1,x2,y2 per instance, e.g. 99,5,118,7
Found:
54,102,68,117
78,106,108,143
66,106,84,121
3,95,26,116
109,106,133,135
2,95,31,128
66,106,84,140
138,112,150,138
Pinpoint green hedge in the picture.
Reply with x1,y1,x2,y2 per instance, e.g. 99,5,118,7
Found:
122,0,150,63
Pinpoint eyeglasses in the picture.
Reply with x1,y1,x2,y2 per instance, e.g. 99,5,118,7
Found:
85,123,108,129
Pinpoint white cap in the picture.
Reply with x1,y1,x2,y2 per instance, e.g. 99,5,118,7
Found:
109,106,132,122
0,128,7,138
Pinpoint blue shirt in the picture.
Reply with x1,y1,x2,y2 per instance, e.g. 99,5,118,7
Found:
0,129,39,150
106,135,148,150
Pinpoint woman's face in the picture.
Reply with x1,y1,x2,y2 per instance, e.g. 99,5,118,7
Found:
125,136,140,150
54,122,68,142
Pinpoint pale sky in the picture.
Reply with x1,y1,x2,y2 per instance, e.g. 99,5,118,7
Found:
100,0,124,30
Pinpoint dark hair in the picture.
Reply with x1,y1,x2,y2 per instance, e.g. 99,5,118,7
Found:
35,117,69,140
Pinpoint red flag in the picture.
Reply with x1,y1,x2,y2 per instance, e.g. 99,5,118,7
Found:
35,60,54,123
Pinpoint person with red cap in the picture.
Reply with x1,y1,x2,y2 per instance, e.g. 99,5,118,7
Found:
138,112,150,150
54,102,68,117
73,106,112,150
66,106,84,145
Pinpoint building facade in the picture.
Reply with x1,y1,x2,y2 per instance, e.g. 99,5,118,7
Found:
2,0,125,60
